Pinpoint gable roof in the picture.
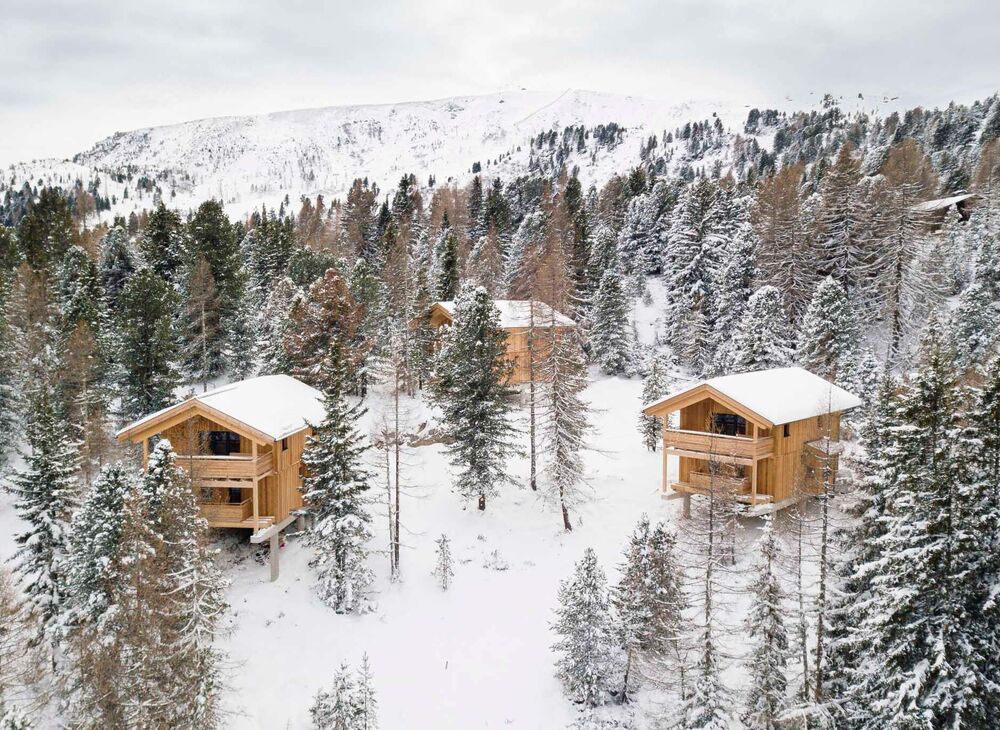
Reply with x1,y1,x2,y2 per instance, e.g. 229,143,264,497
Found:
116,375,325,443
910,192,980,213
432,299,575,328
642,367,863,427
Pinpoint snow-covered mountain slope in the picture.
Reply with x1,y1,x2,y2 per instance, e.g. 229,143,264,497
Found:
6,90,747,219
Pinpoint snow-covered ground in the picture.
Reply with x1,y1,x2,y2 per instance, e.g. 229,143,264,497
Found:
219,372,678,729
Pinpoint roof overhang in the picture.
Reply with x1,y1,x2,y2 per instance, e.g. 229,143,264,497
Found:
642,383,775,429
116,399,280,445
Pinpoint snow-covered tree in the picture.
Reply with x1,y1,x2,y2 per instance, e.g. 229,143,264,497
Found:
742,523,789,729
253,276,299,376
637,352,675,450
539,325,591,531
97,225,136,311
588,262,632,375
796,276,858,383
949,281,998,371
302,349,374,614
552,548,619,707
719,285,793,373
0,568,46,722
612,516,686,702
9,384,79,664
431,287,516,511
708,230,756,376
432,534,454,591
311,656,378,730
114,268,179,422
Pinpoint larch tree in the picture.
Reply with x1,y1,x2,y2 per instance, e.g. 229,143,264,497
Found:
0,567,46,723
301,349,374,614
430,286,516,511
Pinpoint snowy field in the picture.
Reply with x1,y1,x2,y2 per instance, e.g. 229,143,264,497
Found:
219,372,681,729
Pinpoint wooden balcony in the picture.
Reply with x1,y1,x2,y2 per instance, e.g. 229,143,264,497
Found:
662,428,773,463
672,471,773,505
175,452,273,484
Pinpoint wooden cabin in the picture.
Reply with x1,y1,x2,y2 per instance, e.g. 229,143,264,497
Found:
116,375,325,537
642,367,862,511
428,299,575,383
911,192,982,227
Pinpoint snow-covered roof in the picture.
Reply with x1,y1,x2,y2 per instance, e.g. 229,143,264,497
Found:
433,300,575,328
117,375,325,442
911,192,980,213
643,367,862,426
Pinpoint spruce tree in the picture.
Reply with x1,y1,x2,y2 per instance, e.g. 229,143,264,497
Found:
708,229,755,376
796,276,858,382
311,659,378,730
9,384,79,664
433,534,454,591
138,203,186,284
114,269,179,421
638,352,675,450
720,285,793,373
949,281,998,371
140,440,229,728
97,226,136,312
431,287,516,511
253,276,299,376
301,349,374,614
552,548,618,707
742,523,789,730
589,262,632,376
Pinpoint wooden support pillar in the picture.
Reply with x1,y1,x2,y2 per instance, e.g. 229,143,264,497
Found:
682,493,691,518
251,441,260,534
751,459,759,506
661,430,669,495
269,533,280,582
296,514,306,533
141,438,149,470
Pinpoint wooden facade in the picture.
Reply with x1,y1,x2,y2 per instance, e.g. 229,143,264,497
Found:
643,369,859,511
116,376,321,536
428,300,575,384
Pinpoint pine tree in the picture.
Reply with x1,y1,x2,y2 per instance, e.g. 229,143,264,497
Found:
589,263,632,375
355,654,379,730
138,203,186,284
721,285,793,373
253,276,299,376
55,245,105,337
552,548,618,707
638,352,675,450
97,226,136,312
950,281,998,371
114,269,179,422
302,349,374,614
433,534,454,591
796,276,858,383
433,226,460,301
431,287,516,511
742,523,789,730
9,384,79,665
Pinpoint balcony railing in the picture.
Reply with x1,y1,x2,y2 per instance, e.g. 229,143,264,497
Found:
175,452,273,482
662,428,773,461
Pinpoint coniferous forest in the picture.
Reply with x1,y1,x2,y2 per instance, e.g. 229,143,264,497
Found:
1,88,1000,728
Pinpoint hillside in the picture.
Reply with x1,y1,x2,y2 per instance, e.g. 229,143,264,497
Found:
4,90,752,219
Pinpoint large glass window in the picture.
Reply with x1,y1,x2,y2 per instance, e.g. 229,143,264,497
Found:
199,430,241,456
712,413,746,436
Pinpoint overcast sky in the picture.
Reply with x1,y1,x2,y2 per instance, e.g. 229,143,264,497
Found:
2,0,998,164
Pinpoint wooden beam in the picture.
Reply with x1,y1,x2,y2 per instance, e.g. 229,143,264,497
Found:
751,459,758,506
269,533,280,581
249,514,298,544
664,447,753,466
252,440,260,536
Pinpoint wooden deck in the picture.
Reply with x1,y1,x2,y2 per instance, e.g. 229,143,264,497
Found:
670,479,774,505
662,428,773,463
176,452,274,481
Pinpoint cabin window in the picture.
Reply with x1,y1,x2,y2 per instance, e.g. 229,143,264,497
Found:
783,424,790,438
200,431,241,456
712,413,746,437
281,438,289,452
